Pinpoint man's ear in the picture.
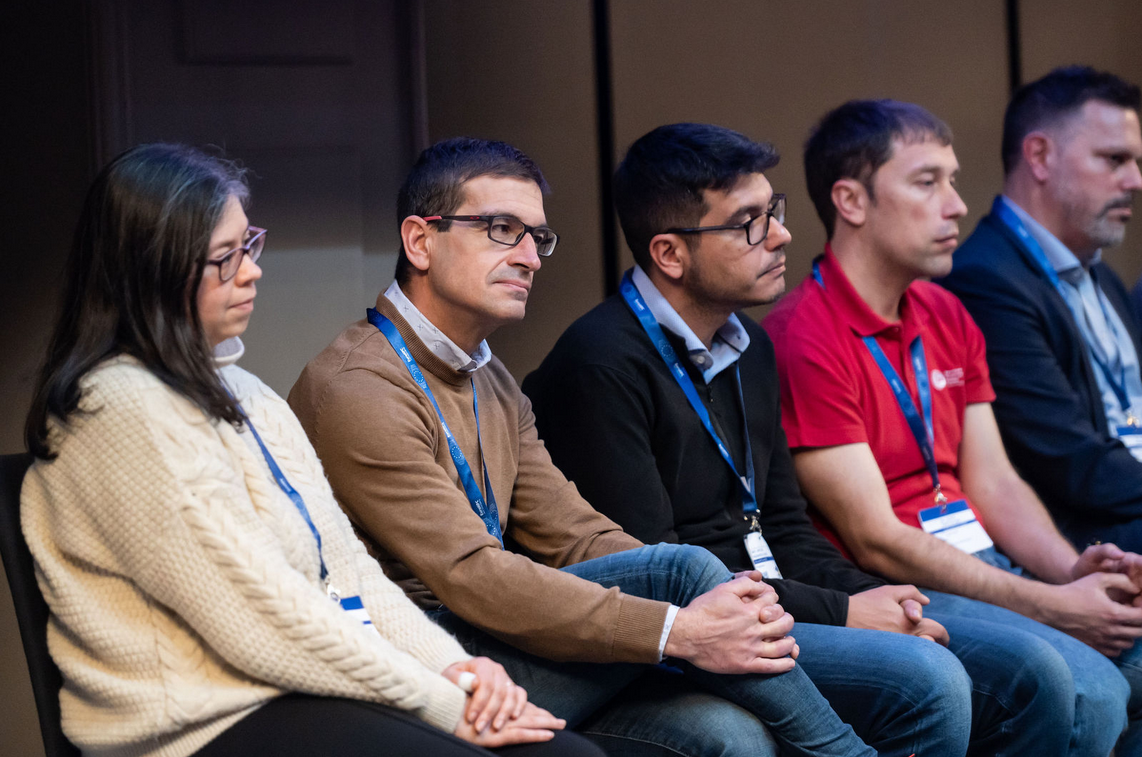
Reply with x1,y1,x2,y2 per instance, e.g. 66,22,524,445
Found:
1022,131,1054,183
400,216,433,273
647,233,690,282
831,178,868,229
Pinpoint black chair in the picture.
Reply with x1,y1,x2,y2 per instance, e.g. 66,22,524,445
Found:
0,452,80,757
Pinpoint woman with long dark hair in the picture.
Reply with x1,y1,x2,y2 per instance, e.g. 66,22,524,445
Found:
22,143,602,757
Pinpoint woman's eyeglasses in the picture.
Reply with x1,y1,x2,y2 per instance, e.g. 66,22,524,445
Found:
208,227,267,281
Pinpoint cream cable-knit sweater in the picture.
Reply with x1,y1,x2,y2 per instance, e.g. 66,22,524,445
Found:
21,341,470,757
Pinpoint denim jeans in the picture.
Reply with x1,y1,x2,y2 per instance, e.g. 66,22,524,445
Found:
922,546,1141,757
434,543,973,757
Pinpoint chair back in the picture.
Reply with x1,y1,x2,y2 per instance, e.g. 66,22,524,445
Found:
0,453,80,757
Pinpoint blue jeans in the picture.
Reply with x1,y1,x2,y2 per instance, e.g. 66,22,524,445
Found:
434,543,970,756
922,546,1140,757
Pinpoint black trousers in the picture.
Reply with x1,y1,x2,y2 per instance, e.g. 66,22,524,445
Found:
194,694,607,757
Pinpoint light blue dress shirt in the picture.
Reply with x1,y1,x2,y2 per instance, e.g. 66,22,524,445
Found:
631,266,750,384
1000,196,1142,431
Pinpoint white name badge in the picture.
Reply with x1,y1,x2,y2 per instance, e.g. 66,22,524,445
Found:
1117,426,1142,463
917,499,993,554
339,595,381,637
744,531,783,579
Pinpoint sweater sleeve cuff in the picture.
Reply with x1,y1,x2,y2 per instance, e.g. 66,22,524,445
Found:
770,579,850,626
613,596,672,663
658,605,680,661
415,675,469,733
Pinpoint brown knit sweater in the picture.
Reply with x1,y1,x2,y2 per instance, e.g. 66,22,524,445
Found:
289,294,669,664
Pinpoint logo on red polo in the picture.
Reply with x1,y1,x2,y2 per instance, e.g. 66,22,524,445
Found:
931,367,964,390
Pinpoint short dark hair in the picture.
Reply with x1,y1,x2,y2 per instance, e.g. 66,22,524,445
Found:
804,100,953,238
394,137,548,285
26,143,250,459
613,123,779,271
1002,65,1141,175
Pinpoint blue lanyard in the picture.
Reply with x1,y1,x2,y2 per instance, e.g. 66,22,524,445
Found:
242,413,337,597
812,259,945,503
993,197,1134,417
864,337,944,501
619,270,757,512
367,309,503,545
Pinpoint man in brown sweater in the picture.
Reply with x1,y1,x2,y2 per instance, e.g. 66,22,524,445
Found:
289,138,889,756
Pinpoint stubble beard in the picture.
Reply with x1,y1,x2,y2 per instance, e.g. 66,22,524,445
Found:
1059,187,1134,251
1087,204,1131,249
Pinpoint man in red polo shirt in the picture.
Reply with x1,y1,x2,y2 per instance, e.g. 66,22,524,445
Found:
763,99,1142,755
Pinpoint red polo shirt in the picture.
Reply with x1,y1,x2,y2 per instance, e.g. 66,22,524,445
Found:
762,247,994,549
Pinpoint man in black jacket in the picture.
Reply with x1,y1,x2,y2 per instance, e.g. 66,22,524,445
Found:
525,122,1075,755
941,66,1142,552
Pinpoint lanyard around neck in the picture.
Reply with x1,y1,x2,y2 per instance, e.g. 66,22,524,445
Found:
619,270,757,512
812,258,945,504
864,336,944,503
367,308,504,545
993,198,1134,419
242,411,338,598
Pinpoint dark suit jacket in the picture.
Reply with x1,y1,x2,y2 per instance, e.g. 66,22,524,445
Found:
939,208,1142,551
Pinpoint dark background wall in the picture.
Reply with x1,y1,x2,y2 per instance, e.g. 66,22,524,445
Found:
4,2,1142,754
2,5,92,753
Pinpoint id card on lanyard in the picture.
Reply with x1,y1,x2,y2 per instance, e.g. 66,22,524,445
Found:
367,308,504,545
620,271,781,579
993,198,1142,447
1117,426,1142,461
917,500,993,555
812,259,993,555
243,411,378,632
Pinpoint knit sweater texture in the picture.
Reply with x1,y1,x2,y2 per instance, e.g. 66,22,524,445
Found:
288,295,670,665
21,344,469,757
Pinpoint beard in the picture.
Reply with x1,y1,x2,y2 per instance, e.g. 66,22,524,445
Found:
688,253,786,311
1090,197,1133,248
1062,193,1134,250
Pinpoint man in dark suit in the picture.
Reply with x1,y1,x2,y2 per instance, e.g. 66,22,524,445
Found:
941,65,1142,552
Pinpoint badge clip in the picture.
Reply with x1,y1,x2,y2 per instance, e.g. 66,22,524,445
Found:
933,484,948,512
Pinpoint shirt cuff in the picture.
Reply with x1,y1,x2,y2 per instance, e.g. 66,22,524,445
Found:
658,604,680,661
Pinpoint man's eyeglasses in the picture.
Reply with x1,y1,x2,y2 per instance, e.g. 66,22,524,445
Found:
423,215,559,257
208,227,267,282
664,194,786,246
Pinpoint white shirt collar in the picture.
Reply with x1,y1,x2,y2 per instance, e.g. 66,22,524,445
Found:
999,195,1103,272
631,266,749,383
383,281,492,373
213,337,245,367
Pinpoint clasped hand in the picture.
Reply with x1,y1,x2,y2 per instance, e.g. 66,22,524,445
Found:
1050,543,1142,657
443,658,565,747
847,585,949,645
665,571,798,675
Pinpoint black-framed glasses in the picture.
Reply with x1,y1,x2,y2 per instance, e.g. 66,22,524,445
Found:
664,194,786,246
208,227,267,282
423,214,559,257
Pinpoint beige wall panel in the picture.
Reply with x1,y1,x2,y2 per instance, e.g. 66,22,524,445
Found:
423,0,602,378
117,0,417,397
609,0,1010,321
1020,0,1142,286
235,147,374,392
